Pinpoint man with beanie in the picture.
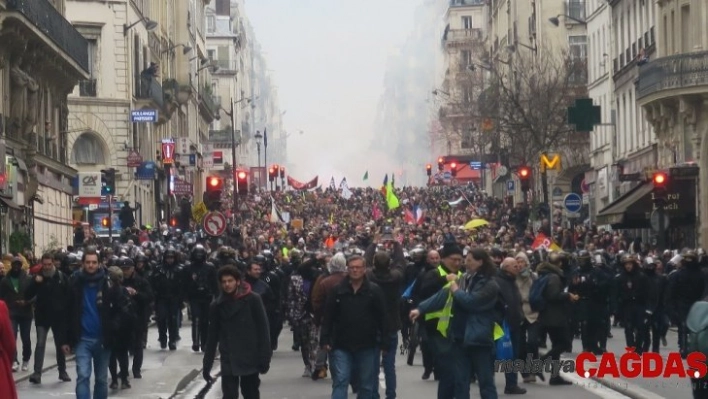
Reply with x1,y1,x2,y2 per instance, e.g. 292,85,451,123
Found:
311,252,348,380
63,249,129,399
416,241,464,381
367,251,404,399
0,256,33,372
25,253,72,384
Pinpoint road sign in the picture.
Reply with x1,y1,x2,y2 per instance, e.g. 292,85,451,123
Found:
580,178,590,193
469,161,482,170
127,150,143,167
507,180,515,192
192,201,208,223
238,202,249,212
540,154,561,171
203,211,227,236
563,193,583,213
442,171,452,180
78,172,102,197
650,211,670,232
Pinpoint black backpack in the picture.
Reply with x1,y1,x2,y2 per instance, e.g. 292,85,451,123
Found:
687,300,708,357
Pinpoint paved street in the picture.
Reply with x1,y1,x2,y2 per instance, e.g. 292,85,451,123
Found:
176,331,630,399
13,320,690,398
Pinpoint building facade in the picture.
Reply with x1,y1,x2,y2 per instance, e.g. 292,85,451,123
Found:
635,0,706,247
586,0,616,218
65,0,219,236
0,0,89,252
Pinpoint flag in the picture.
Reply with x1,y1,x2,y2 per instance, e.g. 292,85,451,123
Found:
385,180,399,210
372,202,382,220
531,233,561,251
391,173,395,188
363,171,369,181
329,176,336,190
413,205,425,224
339,177,348,190
448,197,464,206
263,128,268,148
404,208,415,224
341,185,353,199
381,174,388,196
269,196,284,223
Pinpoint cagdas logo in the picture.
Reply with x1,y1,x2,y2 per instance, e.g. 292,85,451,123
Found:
576,347,708,379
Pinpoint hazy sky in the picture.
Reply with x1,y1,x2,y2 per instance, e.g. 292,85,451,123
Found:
245,0,422,186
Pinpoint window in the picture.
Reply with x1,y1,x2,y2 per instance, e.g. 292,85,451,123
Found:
207,49,216,61
460,50,472,69
71,133,106,165
568,35,587,84
80,38,98,97
569,35,587,59
461,16,472,30
567,0,586,21
207,15,215,33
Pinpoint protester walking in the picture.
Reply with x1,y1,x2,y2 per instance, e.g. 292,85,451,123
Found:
0,299,18,399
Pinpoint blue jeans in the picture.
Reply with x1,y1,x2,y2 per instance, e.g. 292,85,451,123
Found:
75,338,111,399
330,347,378,399
374,333,398,399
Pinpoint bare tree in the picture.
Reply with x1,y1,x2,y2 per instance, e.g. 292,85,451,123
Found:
478,45,589,203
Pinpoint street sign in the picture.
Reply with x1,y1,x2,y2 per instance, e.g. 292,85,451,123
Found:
469,161,482,170
507,180,515,192
161,140,175,164
580,179,590,193
127,150,143,167
203,211,227,236
238,202,249,212
192,202,208,223
442,171,452,180
563,193,583,213
650,211,670,232
540,154,561,171
130,110,158,123
78,172,102,197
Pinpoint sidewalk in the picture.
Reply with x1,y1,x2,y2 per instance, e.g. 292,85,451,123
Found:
562,325,691,399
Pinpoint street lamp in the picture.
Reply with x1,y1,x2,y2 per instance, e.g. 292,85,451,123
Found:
221,97,253,213
255,130,263,190
549,14,587,26
124,18,158,36
162,43,192,55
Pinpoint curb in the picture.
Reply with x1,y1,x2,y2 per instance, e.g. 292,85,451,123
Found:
14,321,157,384
589,376,664,399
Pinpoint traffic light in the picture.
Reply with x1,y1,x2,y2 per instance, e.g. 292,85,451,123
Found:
279,166,285,179
426,164,432,176
101,168,116,195
205,176,224,211
652,171,668,202
170,217,178,227
101,217,111,228
518,166,531,192
268,166,277,182
437,157,444,171
450,162,458,177
236,170,248,196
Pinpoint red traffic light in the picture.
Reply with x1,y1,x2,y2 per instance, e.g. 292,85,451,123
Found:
170,217,177,227
237,171,247,180
519,167,530,178
653,172,667,185
426,164,432,170
208,177,220,187
438,157,444,164
451,162,457,169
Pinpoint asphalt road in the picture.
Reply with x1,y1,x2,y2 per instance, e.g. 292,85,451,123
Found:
176,331,631,399
13,321,688,399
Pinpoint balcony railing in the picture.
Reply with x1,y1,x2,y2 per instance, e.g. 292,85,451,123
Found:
79,79,97,97
449,0,484,5
7,0,89,72
214,59,238,71
200,93,220,117
637,51,708,99
445,29,483,42
135,77,165,109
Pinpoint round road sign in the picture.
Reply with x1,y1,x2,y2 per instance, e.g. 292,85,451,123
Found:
580,179,590,193
203,211,227,236
563,193,583,213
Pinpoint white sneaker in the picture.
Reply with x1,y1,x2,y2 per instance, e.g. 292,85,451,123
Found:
12,361,19,372
302,367,311,378
21,361,29,371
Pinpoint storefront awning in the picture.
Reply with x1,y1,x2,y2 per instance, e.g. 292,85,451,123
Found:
596,183,653,226
0,196,22,211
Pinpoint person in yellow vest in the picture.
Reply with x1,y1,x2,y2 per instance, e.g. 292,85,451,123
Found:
410,243,463,382
410,247,501,399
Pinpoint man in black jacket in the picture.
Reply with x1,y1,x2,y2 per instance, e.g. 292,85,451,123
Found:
320,254,388,399
118,257,153,378
62,249,131,399
367,251,404,399
495,258,526,395
25,253,71,384
203,266,271,399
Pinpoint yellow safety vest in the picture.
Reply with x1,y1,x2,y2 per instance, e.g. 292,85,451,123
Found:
424,266,462,338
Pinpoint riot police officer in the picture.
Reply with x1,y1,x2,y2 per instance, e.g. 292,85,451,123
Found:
185,245,217,352
616,254,649,352
149,248,184,350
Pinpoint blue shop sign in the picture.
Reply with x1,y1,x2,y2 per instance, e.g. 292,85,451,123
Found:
130,110,158,123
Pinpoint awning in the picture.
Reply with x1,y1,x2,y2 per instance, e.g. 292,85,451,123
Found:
0,196,22,210
596,183,653,226
445,164,480,181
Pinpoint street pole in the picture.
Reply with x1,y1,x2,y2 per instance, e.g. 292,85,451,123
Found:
230,97,237,216
264,140,268,192
108,194,113,242
256,144,261,191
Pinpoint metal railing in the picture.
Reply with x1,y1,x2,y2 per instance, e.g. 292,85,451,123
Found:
637,50,708,99
201,93,220,116
449,0,484,5
135,77,165,108
7,0,89,72
446,29,483,42
214,59,237,71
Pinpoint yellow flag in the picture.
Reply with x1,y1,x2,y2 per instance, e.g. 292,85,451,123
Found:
494,323,505,340
385,181,399,210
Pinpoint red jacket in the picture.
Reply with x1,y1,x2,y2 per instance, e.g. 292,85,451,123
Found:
0,300,18,399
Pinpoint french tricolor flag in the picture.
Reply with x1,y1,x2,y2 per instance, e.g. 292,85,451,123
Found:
413,206,425,225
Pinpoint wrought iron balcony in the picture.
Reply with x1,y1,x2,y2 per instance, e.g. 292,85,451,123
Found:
6,0,90,72
637,51,708,100
214,59,238,71
135,76,165,109
199,93,220,120
444,29,483,44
